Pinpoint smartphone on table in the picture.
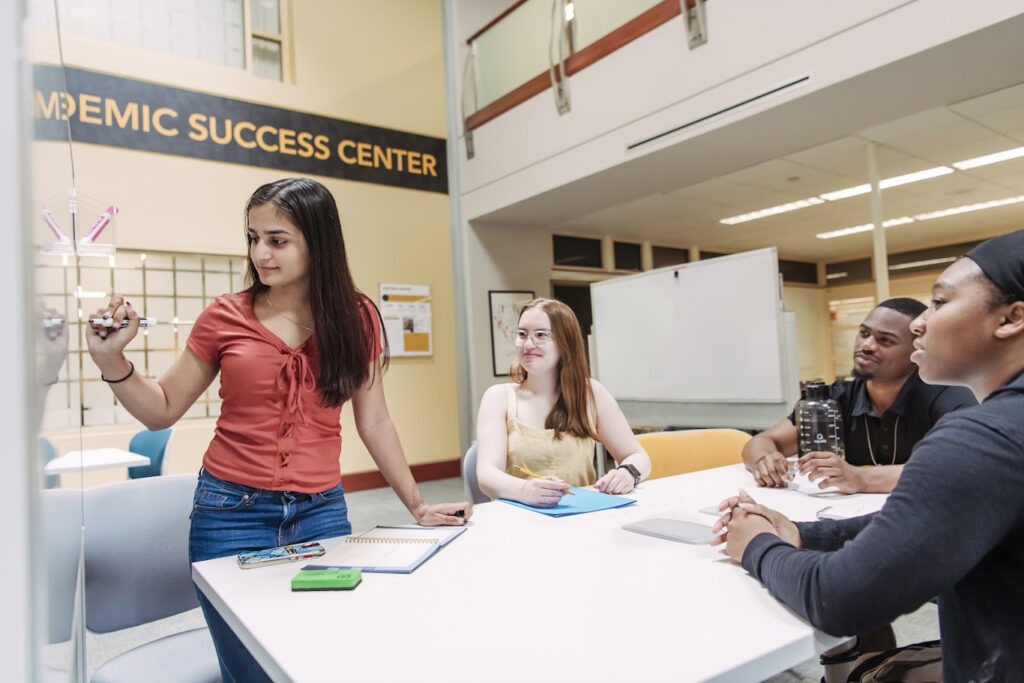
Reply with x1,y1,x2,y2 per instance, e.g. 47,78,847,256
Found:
237,542,326,569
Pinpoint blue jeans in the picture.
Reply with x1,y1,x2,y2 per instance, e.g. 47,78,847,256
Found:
189,470,352,683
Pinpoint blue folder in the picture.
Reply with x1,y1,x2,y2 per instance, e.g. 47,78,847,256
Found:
499,487,636,517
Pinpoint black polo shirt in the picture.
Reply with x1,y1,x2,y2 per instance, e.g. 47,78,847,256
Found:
787,373,976,467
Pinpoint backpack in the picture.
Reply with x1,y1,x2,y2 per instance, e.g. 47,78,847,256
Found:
846,640,942,682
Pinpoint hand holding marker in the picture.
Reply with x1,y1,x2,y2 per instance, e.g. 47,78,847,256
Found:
89,317,157,328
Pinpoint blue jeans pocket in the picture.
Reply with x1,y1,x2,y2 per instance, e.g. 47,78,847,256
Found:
319,483,346,501
193,472,257,511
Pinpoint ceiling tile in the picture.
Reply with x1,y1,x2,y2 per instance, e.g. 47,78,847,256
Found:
949,81,1024,118
860,106,963,143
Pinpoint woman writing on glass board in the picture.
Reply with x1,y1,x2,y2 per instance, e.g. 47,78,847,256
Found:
475,298,651,507
85,177,470,682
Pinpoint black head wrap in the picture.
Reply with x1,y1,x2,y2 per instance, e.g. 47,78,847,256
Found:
965,229,1024,302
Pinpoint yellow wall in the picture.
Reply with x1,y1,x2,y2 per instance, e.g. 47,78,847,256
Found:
37,0,459,481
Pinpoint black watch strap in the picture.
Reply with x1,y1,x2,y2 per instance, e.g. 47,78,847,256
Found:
616,463,641,485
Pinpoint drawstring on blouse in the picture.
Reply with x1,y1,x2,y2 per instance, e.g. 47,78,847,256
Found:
275,349,317,469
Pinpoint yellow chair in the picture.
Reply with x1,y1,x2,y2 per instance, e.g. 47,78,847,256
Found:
638,429,752,480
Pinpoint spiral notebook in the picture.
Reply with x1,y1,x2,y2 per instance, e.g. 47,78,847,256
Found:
302,525,467,574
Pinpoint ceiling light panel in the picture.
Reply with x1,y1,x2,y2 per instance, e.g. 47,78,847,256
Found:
913,195,1024,220
879,166,954,188
819,166,954,202
816,217,914,240
819,184,870,201
888,256,957,271
952,146,1024,169
719,197,824,225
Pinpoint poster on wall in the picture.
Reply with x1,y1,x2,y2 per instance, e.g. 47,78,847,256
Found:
489,290,535,377
380,284,433,357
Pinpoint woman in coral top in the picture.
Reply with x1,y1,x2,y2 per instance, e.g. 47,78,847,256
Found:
86,178,470,682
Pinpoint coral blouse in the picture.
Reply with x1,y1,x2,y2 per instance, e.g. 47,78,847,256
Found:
187,292,382,493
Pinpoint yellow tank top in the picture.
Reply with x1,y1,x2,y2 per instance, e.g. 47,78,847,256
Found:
504,383,597,487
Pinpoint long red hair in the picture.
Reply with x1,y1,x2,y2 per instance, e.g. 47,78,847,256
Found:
510,298,598,441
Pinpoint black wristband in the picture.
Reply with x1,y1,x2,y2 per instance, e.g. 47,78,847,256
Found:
616,463,641,486
102,361,135,384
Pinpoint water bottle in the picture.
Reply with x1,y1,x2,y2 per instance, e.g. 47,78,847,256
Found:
795,381,845,459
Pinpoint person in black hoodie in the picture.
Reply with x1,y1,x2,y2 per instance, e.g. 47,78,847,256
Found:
713,228,1024,681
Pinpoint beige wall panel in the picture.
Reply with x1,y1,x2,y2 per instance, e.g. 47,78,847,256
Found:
54,1,445,136
782,285,830,383
40,0,458,477
465,222,551,418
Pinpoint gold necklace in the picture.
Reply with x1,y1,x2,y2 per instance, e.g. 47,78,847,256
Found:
265,291,314,332
864,415,899,466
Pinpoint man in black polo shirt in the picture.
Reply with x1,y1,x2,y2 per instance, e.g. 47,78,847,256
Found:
742,297,974,493
716,228,1024,681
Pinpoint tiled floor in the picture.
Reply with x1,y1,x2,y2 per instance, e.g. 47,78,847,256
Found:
62,476,938,682
345,476,469,532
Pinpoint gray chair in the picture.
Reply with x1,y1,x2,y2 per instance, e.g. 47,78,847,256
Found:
41,487,83,644
40,437,61,489
462,442,490,505
83,474,221,683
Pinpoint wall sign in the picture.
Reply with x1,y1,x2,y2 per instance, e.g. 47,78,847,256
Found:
380,284,433,357
32,64,448,194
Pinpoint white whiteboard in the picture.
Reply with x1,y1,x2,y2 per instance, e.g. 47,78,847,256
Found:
590,248,787,403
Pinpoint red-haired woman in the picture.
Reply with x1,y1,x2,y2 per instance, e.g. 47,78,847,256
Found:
476,298,651,507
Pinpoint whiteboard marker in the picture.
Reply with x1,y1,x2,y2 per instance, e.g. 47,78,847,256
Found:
89,317,157,328
43,314,66,330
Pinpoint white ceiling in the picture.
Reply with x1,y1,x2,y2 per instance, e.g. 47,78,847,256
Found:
473,14,1024,264
549,81,1024,262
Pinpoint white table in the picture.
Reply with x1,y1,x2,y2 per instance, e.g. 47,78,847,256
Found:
193,465,887,682
43,448,150,474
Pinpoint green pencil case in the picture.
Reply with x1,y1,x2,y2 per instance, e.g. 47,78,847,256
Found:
291,568,362,591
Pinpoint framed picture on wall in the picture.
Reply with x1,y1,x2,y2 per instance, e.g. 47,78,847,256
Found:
488,290,535,377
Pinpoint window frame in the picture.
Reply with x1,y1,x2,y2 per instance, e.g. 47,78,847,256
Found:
245,0,293,83
38,248,249,429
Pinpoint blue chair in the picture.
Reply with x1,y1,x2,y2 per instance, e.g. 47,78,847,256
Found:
40,437,60,489
127,428,173,479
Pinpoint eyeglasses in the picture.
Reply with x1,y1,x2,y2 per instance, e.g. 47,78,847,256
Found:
515,329,553,345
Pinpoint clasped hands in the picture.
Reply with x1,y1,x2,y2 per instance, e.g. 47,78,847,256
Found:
710,489,801,563
752,451,865,494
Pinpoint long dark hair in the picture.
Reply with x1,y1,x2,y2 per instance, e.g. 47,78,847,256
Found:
510,298,598,441
244,178,388,407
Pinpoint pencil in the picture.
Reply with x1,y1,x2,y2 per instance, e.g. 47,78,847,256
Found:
513,465,575,495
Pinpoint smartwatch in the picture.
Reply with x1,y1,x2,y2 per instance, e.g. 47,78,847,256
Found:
616,463,641,486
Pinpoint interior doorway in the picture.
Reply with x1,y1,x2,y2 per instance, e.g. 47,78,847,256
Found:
552,283,593,359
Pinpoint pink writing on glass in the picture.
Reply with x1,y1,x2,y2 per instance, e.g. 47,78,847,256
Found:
80,205,119,244
42,209,70,243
